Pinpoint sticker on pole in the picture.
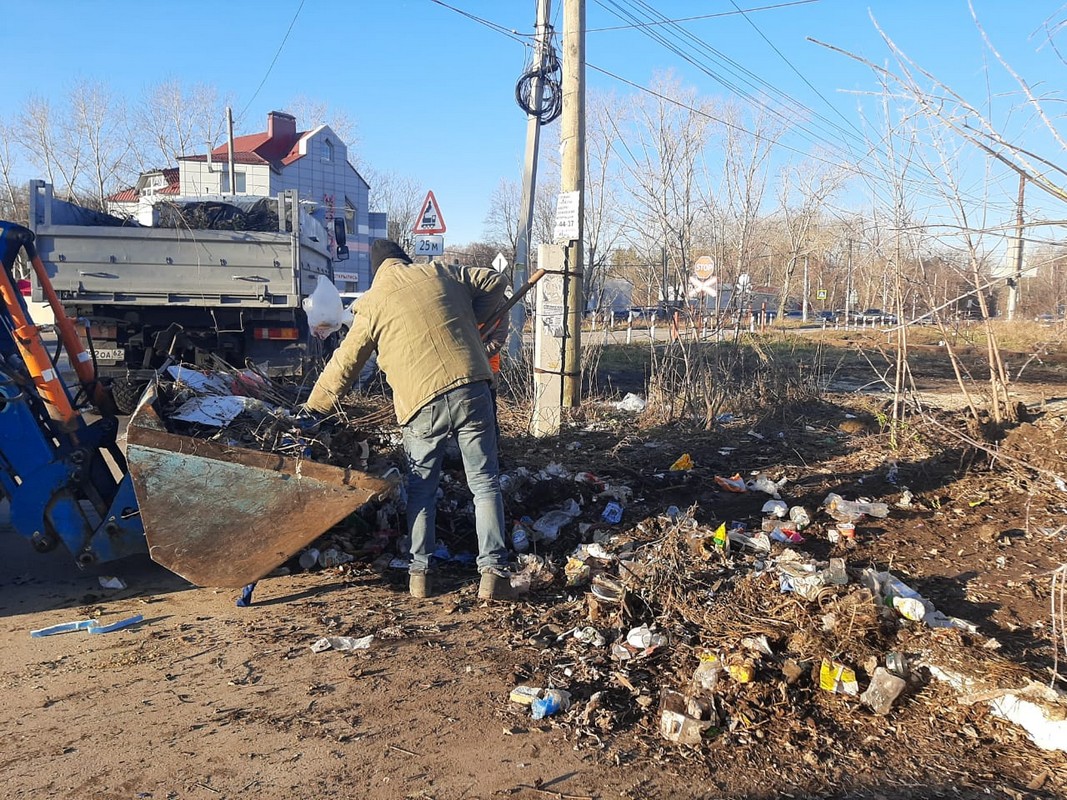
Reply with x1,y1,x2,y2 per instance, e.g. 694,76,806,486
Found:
413,191,447,234
553,191,580,242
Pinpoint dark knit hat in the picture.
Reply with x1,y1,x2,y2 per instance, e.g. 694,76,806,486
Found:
370,239,411,270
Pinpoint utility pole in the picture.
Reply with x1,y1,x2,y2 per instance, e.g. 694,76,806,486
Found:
845,239,853,327
1007,173,1026,321
802,254,809,322
560,0,584,407
226,107,236,196
510,0,552,358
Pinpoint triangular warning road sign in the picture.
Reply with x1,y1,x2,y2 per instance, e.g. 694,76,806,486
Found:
412,190,447,235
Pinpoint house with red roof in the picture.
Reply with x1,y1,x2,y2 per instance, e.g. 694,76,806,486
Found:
106,111,382,293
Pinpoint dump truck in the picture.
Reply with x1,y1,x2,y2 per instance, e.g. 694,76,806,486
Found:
26,180,348,412
0,220,394,587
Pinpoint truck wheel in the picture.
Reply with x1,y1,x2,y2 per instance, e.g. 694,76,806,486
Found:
111,378,148,415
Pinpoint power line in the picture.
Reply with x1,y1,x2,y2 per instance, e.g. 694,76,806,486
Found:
239,0,307,123
431,0,1025,224
600,0,865,154
429,0,531,44
726,0,863,140
587,0,820,32
588,62,1018,218
596,0,1017,216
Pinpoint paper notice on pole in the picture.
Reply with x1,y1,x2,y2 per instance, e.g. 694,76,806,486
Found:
553,191,580,242
538,273,567,338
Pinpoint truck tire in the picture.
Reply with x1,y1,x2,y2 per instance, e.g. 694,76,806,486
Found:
111,378,148,415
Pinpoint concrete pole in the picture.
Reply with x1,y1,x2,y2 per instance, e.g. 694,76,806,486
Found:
1007,174,1026,321
561,0,584,407
510,0,552,358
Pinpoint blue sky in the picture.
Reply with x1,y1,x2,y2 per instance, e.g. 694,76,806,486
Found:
1,1,1064,244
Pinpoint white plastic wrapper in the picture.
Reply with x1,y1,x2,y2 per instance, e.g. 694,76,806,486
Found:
303,277,346,338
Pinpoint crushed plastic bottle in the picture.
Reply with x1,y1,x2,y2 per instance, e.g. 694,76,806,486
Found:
762,499,788,518
788,506,811,528
531,689,572,720
822,492,890,522
691,652,723,692
861,667,906,715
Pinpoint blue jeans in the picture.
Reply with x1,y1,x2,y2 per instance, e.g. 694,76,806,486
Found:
402,381,508,573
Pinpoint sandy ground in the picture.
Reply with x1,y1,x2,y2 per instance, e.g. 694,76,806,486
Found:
0,528,630,800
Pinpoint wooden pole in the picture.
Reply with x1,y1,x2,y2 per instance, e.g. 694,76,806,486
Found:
561,0,585,407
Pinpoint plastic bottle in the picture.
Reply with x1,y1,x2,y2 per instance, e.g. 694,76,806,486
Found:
298,548,320,570
788,506,811,528
762,499,789,518
530,689,571,720
691,653,723,692
823,493,890,522
511,525,530,553
861,667,906,715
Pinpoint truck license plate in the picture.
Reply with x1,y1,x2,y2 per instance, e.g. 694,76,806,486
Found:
94,348,125,362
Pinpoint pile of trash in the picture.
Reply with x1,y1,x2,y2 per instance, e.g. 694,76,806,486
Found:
149,362,393,470
481,457,1067,756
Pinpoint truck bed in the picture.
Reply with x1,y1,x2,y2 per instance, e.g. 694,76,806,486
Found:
29,181,331,309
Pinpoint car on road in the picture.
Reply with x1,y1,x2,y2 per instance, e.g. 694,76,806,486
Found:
857,308,898,324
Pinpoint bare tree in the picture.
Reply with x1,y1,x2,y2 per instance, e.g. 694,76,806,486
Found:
283,95,359,158
483,178,522,266
582,91,627,310
16,96,84,200
133,80,229,169
714,101,784,311
613,72,713,306
774,157,851,318
0,114,21,218
69,80,131,208
362,167,422,253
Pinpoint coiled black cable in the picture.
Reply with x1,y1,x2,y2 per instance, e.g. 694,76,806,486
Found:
515,30,563,125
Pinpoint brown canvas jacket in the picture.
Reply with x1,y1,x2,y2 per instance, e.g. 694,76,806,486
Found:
306,257,506,424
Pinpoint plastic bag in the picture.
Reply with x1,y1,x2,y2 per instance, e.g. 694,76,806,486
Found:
303,277,346,339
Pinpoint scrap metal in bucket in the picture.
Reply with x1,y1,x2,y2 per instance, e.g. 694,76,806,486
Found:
125,383,397,588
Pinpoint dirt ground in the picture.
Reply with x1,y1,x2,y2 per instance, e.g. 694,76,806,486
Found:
3,332,1067,800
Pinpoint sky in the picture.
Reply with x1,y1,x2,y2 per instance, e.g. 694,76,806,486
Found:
1,0,1065,245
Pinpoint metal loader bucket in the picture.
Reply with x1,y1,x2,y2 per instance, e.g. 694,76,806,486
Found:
125,384,397,587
